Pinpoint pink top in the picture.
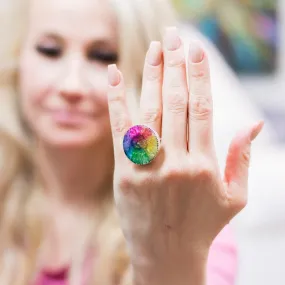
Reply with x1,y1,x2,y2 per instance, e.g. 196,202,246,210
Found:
34,225,237,285
207,225,237,285
35,268,69,285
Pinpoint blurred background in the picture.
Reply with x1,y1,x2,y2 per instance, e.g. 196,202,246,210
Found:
172,0,285,143
0,0,284,284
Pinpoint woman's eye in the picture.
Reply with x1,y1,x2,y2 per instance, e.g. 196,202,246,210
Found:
36,45,62,58
87,50,118,64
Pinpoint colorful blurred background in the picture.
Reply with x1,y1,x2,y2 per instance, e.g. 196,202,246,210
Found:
172,0,278,74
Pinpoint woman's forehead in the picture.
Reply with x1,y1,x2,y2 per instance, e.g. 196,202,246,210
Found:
28,0,117,41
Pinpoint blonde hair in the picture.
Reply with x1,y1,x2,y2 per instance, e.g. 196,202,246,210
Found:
0,0,176,284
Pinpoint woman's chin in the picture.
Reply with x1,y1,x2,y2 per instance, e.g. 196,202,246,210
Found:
32,118,113,149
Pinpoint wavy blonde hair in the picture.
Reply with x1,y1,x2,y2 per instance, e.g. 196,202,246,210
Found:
0,0,176,284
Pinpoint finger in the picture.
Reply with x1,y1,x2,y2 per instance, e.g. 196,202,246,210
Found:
224,121,264,211
140,41,163,135
107,64,132,161
162,27,188,151
188,41,213,153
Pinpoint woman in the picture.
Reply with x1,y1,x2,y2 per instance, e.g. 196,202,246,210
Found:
0,0,263,284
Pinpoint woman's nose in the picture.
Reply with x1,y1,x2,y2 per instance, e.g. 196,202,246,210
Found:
58,59,90,103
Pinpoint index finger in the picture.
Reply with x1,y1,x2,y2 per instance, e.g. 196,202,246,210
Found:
107,64,132,161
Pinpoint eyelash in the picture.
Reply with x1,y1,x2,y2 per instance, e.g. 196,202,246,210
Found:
36,46,61,58
88,51,118,63
36,45,118,63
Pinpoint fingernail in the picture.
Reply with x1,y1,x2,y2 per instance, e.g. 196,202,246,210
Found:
189,41,204,63
108,64,120,86
164,27,181,51
147,41,162,66
250,121,264,141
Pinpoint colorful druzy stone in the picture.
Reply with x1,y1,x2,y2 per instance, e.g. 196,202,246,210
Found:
123,125,160,165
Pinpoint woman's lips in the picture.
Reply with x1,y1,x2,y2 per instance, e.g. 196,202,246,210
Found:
48,109,93,126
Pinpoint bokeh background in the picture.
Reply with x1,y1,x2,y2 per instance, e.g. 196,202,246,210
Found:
173,0,285,143
173,0,277,74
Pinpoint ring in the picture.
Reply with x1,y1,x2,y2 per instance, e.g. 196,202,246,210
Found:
123,125,160,165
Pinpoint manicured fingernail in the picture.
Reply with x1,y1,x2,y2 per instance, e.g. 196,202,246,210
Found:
147,41,162,66
189,41,204,63
164,27,181,51
108,64,120,86
250,121,264,141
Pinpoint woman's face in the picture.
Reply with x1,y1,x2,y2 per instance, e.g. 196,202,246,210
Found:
19,0,118,147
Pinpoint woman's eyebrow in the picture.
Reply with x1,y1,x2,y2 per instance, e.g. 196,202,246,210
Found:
37,32,117,48
39,32,62,40
87,39,116,47
34,32,65,46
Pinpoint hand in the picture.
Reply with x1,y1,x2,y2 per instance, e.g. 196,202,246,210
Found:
107,27,263,285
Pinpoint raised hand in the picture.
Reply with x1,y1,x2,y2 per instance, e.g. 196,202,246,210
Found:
107,27,263,285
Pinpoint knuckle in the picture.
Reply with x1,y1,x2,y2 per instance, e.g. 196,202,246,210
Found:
144,65,162,82
117,175,134,195
190,69,209,81
226,180,248,213
163,165,188,182
190,96,212,120
237,196,248,209
230,196,248,213
241,148,251,168
192,158,215,179
112,116,129,135
166,93,187,114
165,53,185,68
141,108,161,124
163,167,180,181
195,166,213,180
108,90,125,104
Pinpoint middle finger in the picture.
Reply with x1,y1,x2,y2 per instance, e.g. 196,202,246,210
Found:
162,27,189,152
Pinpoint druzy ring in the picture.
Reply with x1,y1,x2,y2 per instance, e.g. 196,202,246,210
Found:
123,125,160,165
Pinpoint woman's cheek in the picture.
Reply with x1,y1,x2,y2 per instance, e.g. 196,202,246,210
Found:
90,69,110,105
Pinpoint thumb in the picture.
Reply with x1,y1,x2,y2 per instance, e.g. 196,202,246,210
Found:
224,121,264,209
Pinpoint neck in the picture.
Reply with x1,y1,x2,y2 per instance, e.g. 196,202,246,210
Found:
36,141,114,209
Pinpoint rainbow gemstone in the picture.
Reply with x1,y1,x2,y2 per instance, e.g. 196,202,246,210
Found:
123,125,160,165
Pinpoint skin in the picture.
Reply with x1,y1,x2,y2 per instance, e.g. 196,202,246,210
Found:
108,30,263,285
18,0,263,282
